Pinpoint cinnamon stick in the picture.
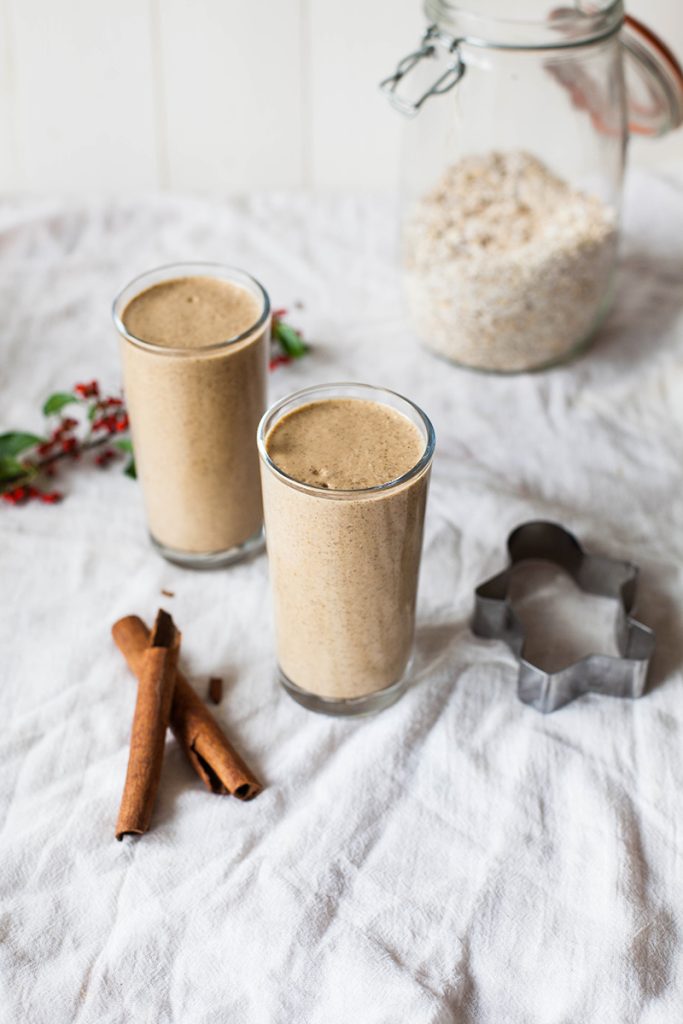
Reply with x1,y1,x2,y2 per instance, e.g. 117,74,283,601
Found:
115,609,180,840
112,615,262,801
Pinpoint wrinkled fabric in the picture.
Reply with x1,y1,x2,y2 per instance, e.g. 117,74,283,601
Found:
1,172,682,1023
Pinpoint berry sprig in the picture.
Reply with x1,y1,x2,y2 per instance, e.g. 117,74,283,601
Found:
270,309,307,369
0,380,134,505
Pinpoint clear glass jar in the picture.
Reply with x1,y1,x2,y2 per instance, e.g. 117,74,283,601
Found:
383,1,683,372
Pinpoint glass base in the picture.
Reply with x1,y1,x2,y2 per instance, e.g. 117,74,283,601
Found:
279,666,408,717
151,526,265,569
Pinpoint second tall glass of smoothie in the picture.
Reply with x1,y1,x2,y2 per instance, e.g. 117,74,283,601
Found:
114,263,270,567
258,383,435,716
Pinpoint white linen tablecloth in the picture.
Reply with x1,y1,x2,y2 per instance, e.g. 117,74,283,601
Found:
1,172,683,1023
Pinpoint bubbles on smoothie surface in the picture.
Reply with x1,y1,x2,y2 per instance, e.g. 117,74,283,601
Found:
123,275,261,348
265,398,425,490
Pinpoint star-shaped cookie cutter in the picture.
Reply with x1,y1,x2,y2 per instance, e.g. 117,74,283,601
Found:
472,521,655,713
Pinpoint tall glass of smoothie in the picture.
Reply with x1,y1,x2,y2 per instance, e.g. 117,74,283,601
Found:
113,263,270,568
258,382,435,716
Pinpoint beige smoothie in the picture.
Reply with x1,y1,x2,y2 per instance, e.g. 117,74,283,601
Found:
260,391,433,708
117,270,269,561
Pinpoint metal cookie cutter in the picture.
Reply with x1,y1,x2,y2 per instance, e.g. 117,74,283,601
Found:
472,521,655,713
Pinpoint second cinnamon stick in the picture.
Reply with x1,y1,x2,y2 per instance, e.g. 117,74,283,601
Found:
115,609,180,840
112,615,262,801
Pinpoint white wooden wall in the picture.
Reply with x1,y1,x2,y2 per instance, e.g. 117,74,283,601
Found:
0,0,680,194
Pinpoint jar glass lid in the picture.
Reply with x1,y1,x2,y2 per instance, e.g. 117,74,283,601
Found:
422,1,683,136
424,0,623,48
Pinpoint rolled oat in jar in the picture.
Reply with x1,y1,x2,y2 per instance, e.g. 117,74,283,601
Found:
403,152,618,373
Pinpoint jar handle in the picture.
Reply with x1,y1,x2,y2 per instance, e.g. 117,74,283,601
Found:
621,15,683,136
380,25,465,117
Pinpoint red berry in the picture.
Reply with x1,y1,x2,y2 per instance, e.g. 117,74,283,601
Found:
54,418,77,439
95,449,116,467
269,354,292,370
40,491,62,504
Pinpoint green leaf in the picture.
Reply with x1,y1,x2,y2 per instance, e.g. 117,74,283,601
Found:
87,403,99,421
274,320,308,358
124,458,137,480
0,431,44,457
114,439,134,454
0,455,29,483
43,392,78,415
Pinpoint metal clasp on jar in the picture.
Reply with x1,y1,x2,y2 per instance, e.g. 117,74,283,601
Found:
380,24,465,117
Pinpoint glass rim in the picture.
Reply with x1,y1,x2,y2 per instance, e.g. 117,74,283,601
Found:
112,261,271,355
257,382,436,498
